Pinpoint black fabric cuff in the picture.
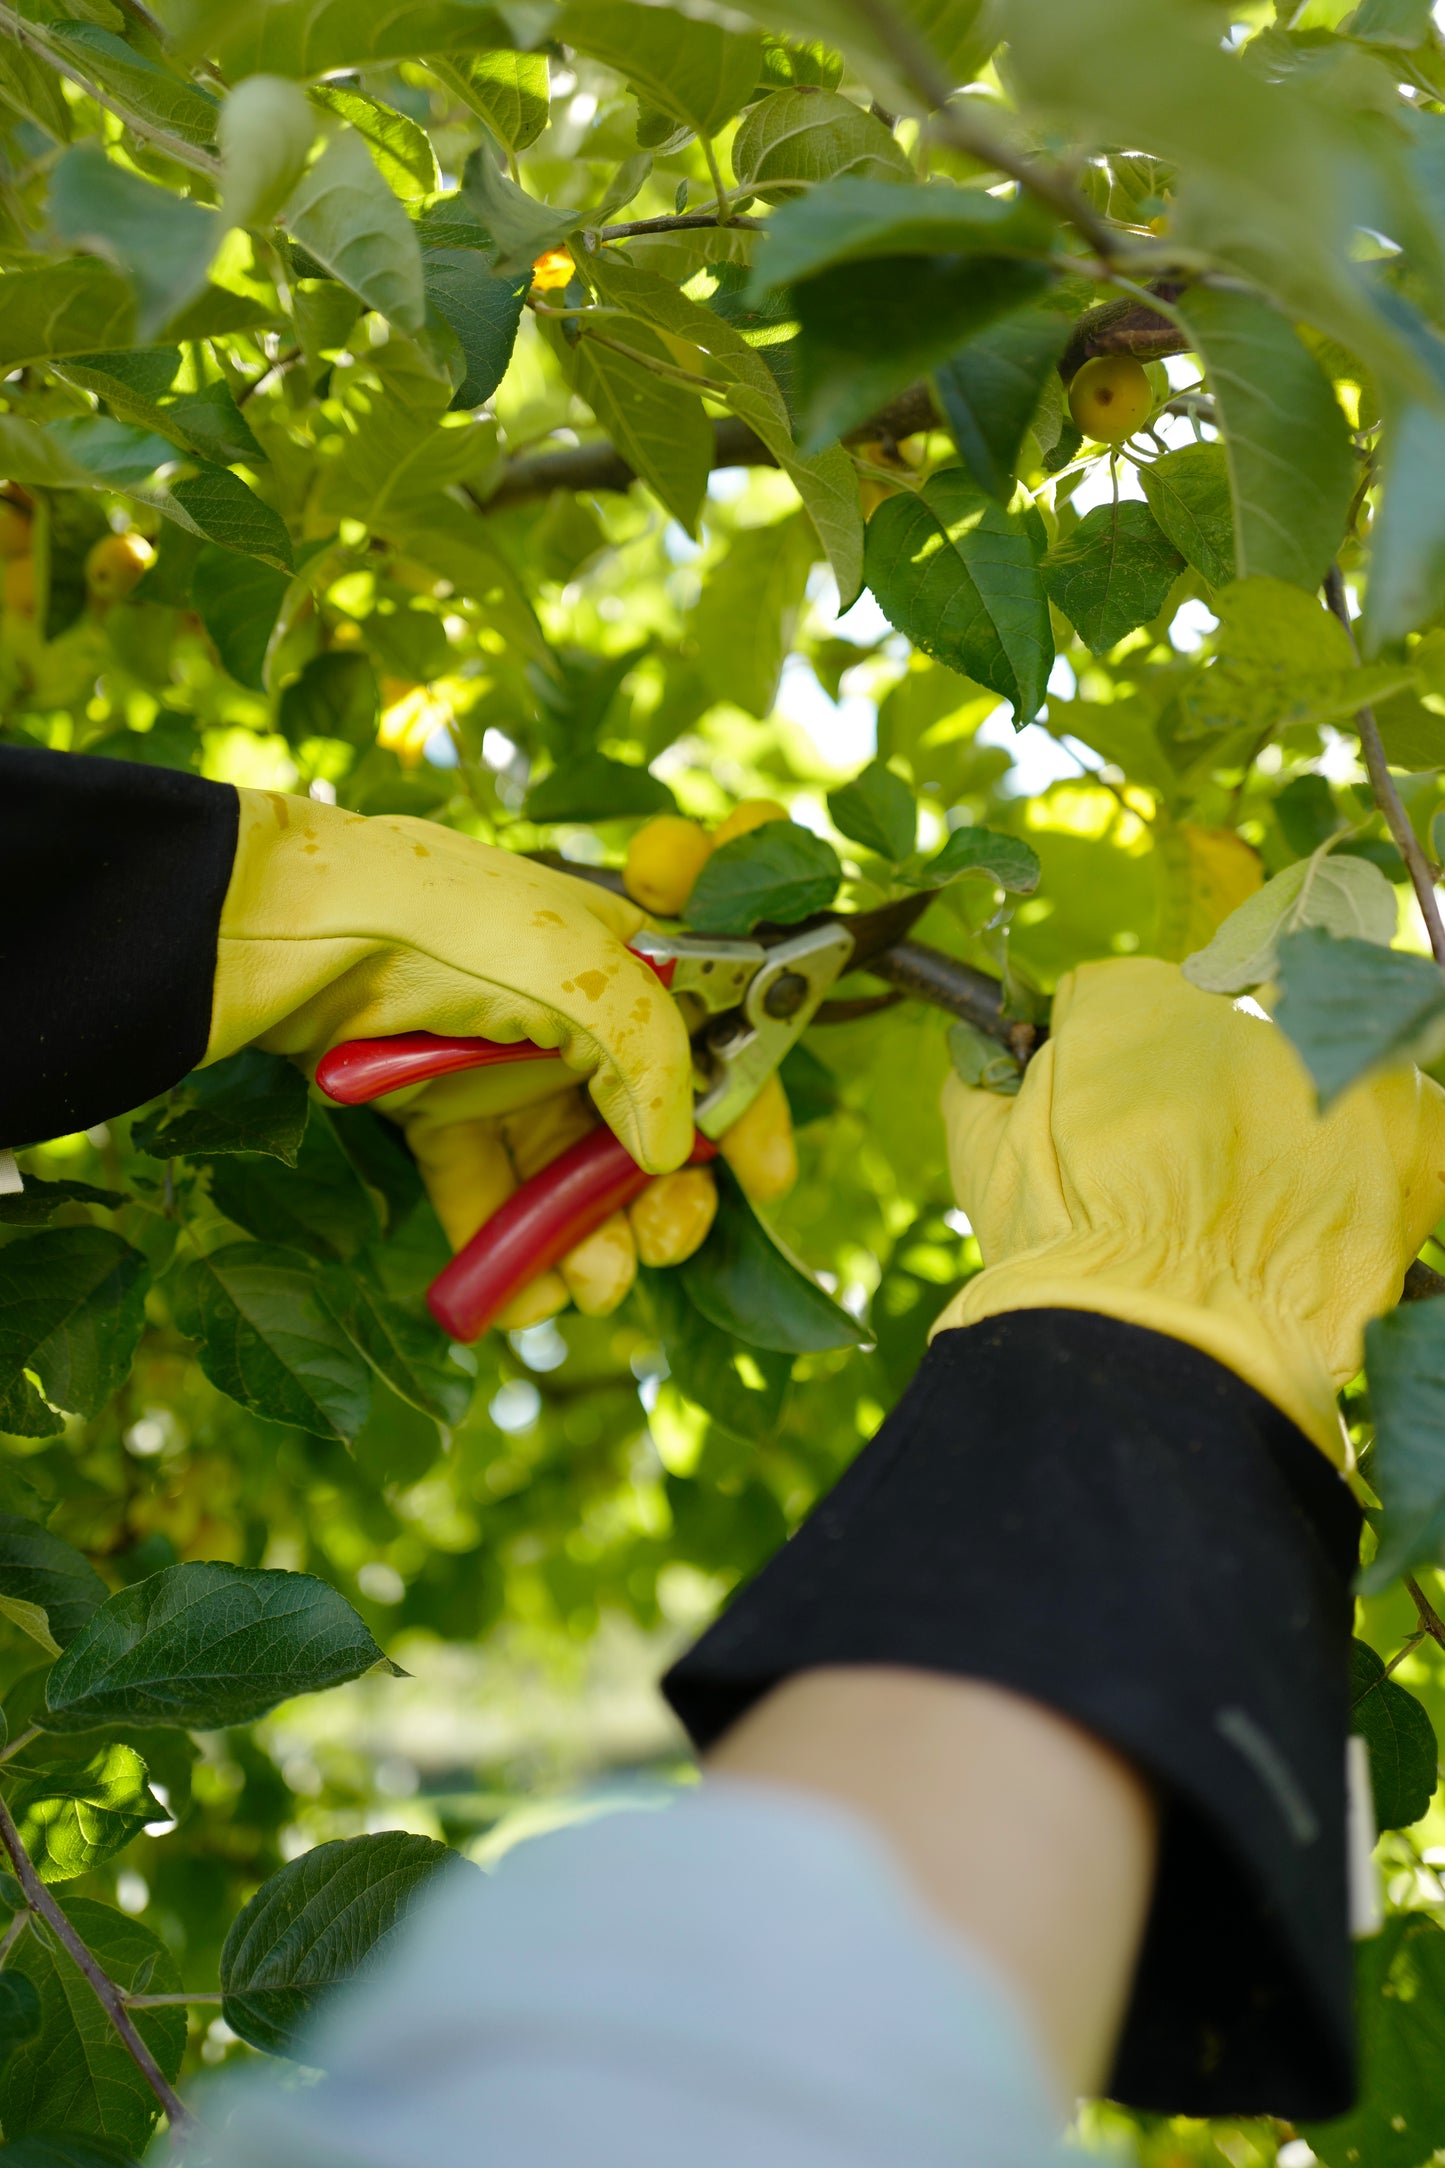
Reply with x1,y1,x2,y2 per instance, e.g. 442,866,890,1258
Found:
663,1310,1363,2122
0,745,239,1145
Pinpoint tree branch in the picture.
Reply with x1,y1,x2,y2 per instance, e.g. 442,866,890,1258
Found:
0,4,221,180
1403,1258,1445,1302
1323,565,1445,966
598,212,763,240
0,1793,195,2136
1406,1574,1445,1653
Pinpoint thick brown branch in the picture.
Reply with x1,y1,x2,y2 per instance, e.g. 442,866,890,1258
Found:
479,385,941,510
1059,291,1191,381
1323,565,1445,966
1403,1259,1445,1302
1406,1574,1445,1652
0,1793,194,2136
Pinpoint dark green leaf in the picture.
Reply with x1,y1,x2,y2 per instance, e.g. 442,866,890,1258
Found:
637,1265,791,1444
422,248,529,410
777,1041,840,1127
1178,288,1357,593
172,1243,373,1444
1363,395,1445,651
44,1563,393,1732
827,760,916,861
316,1266,471,1428
525,752,675,823
573,322,712,534
918,824,1040,893
686,822,841,935
0,263,135,373
133,1050,310,1164
208,1113,379,1264
0,1515,108,1653
0,1180,124,1228
557,1,762,137
1138,441,1235,590
221,1831,468,2056
278,651,380,749
1304,1915,1445,2168
0,1971,41,2060
0,1899,184,2152
217,0,543,76
748,176,1054,294
680,1169,865,1353
1042,500,1184,656
287,129,425,333
48,144,218,341
933,305,1073,503
1350,1640,1437,1830
0,1231,150,1438
864,468,1053,724
1276,928,1445,1109
191,545,288,690
162,463,293,572
10,1744,162,1884
327,1107,425,1235
44,419,171,488
1362,1299,1445,1593
1374,690,1445,771
0,2136,141,2168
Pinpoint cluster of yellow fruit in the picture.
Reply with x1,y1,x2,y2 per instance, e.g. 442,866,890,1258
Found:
0,495,154,621
623,797,789,916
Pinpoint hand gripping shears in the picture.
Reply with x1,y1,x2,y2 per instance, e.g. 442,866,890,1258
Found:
314,892,1026,1342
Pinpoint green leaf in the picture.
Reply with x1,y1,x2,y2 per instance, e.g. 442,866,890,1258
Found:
680,1168,865,1353
0,1231,150,1438
45,24,219,148
1275,928,1445,1109
0,1899,184,2153
48,144,219,341
557,1,762,137
133,1049,310,1164
637,1265,791,1444
157,463,293,572
430,50,550,152
44,1562,393,1731
10,1744,162,1885
172,1242,374,1444
0,263,135,372
191,544,289,690
1347,0,1433,44
686,822,842,935
0,2137,141,2168
1177,577,1409,742
731,88,909,201
317,1267,471,1428
218,0,553,77
573,323,712,535
0,1179,125,1228
917,824,1041,893
827,760,916,861
1177,288,1357,593
1304,1915,1445,2168
1042,500,1184,657
219,73,318,230
692,508,814,719
1138,441,1236,591
0,38,71,139
1182,842,1398,995
310,84,438,199
1350,1640,1437,1830
221,1831,467,2056
0,1971,42,2062
278,649,380,747
1375,690,1445,771
458,146,577,273
864,468,1053,724
524,752,675,822
748,176,1053,295
0,1515,108,1652
44,418,170,488
208,1112,379,1262
933,304,1074,504
1362,396,1445,651
421,248,529,410
948,1017,1023,1095
794,254,1051,452
285,128,425,333
1362,1299,1445,1594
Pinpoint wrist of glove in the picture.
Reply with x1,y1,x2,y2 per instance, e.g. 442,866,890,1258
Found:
934,957,1445,1461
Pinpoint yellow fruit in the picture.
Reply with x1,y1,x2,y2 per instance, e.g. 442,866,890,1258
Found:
560,1211,637,1316
85,531,154,604
624,815,712,917
712,798,789,851
718,1072,797,1204
1067,355,1154,446
630,1166,718,1268
531,246,574,293
0,502,31,560
3,555,35,616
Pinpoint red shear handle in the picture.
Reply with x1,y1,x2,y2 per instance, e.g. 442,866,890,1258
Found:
428,1127,719,1343
316,1032,561,1106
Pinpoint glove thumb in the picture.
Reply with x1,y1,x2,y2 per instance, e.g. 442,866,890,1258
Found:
941,1070,1017,1226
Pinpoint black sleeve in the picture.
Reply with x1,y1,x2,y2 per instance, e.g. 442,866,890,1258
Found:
0,745,239,1147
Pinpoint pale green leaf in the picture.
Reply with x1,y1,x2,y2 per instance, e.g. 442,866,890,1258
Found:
11,1744,163,1884
1181,839,1398,992
573,323,712,534
1042,500,1184,656
692,508,813,718
1178,577,1411,741
557,1,762,136
0,36,71,138
731,87,909,200
316,397,497,526
429,49,549,151
310,84,439,199
45,23,219,147
827,759,916,861
48,144,220,340
1363,396,1445,651
219,74,318,229
918,824,1040,893
1275,927,1445,1106
458,146,578,272
218,0,556,77
285,128,425,332
1138,441,1236,590
0,263,135,371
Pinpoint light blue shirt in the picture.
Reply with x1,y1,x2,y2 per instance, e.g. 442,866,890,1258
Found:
186,1783,1071,2167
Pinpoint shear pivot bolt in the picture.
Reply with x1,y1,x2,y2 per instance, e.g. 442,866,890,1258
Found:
762,971,809,1019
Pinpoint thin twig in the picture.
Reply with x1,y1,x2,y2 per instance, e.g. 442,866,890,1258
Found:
0,1794,195,2135
577,325,722,395
598,212,763,240
0,4,220,180
1406,1574,1445,1652
1323,564,1445,965
126,1990,223,2008
1380,1629,1429,1683
0,1911,29,1967
0,1725,39,1767
235,346,301,408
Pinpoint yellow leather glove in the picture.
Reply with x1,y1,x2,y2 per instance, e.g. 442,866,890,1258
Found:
933,957,1445,1463
207,788,694,1173
401,1070,797,1328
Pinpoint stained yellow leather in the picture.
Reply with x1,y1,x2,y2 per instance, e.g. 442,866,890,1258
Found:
933,957,1445,1462
207,788,695,1173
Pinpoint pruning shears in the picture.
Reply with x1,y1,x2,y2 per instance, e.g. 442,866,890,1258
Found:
315,889,1034,1344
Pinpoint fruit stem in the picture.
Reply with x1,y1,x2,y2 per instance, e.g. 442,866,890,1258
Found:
1322,564,1445,968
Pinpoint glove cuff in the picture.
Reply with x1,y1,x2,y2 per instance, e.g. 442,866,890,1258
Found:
931,1263,1348,1464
